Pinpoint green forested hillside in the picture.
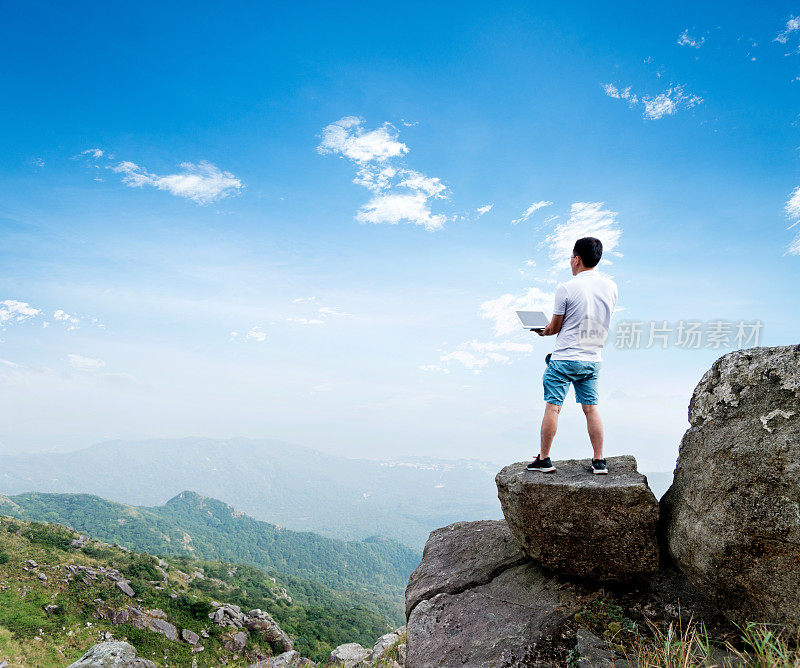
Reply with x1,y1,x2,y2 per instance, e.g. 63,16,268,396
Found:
0,491,419,623
0,515,395,665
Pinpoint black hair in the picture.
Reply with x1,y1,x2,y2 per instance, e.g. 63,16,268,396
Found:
573,237,603,268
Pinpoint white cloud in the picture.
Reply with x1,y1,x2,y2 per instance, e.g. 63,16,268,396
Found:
439,350,489,370
479,287,555,337
68,354,106,369
318,306,350,317
511,201,552,225
0,300,40,327
396,170,446,198
602,83,638,104
54,309,80,330
462,340,535,354
419,364,451,374
317,117,408,163
677,30,705,48
110,160,243,205
476,204,493,216
354,166,397,192
357,192,447,231
292,296,317,303
82,148,104,159
603,83,702,120
437,339,537,371
246,326,267,342
318,117,450,231
543,202,622,267
784,186,800,255
776,16,800,44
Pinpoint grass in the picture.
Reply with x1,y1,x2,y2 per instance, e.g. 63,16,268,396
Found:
629,619,800,668
0,515,398,666
571,597,800,668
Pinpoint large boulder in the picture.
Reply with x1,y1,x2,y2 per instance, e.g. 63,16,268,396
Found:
247,609,294,653
405,520,588,667
329,642,369,666
496,456,659,581
405,519,528,618
661,345,800,630
67,641,156,667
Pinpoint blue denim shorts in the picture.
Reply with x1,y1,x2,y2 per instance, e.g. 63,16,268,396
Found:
542,354,600,406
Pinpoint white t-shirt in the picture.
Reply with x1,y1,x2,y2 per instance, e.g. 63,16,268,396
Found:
550,270,618,362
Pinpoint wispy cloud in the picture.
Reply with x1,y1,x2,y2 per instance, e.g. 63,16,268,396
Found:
53,309,80,330
246,326,267,342
602,83,703,120
81,149,242,204
318,117,450,231
110,160,243,205
0,300,40,328
479,287,555,337
784,186,800,255
317,117,408,163
776,16,800,45
317,306,350,317
67,353,106,369
439,340,537,371
543,202,622,267
476,204,493,216
356,192,447,231
677,30,705,48
511,201,552,225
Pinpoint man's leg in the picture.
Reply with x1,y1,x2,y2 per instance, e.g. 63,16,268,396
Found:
540,402,562,459
581,403,603,460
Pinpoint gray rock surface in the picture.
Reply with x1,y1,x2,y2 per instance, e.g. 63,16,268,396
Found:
66,640,156,667
405,520,587,667
329,642,369,666
115,580,135,597
247,650,316,667
181,628,200,645
661,345,800,630
224,630,249,653
573,629,631,668
367,630,402,662
247,609,294,653
405,519,528,617
496,456,659,581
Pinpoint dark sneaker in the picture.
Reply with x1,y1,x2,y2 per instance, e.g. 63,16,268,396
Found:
527,455,556,473
591,458,608,475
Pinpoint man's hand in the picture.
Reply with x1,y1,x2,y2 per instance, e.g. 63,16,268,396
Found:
537,314,564,337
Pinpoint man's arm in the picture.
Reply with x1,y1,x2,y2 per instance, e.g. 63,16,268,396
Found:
536,314,564,336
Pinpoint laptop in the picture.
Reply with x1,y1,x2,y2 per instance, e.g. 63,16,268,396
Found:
516,310,549,331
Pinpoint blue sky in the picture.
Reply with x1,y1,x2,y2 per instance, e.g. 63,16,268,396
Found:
1,1,799,470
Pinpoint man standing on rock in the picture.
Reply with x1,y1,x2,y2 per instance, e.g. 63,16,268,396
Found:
527,237,618,475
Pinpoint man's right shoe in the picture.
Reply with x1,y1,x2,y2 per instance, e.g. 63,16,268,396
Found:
591,458,608,475
527,455,556,473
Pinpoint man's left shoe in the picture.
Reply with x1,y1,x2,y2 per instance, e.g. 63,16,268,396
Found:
591,458,608,475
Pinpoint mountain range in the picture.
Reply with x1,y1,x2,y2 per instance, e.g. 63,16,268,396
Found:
0,437,504,550
0,489,417,622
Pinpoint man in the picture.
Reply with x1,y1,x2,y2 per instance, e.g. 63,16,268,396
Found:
527,237,618,475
